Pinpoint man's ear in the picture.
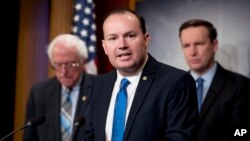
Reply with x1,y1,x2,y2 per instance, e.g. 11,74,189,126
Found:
213,39,219,52
102,39,108,55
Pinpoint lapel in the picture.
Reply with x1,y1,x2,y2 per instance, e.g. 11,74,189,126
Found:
199,64,227,120
46,78,61,140
124,55,156,140
96,71,117,140
75,73,94,118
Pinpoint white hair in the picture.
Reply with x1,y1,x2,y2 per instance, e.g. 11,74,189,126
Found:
47,34,88,62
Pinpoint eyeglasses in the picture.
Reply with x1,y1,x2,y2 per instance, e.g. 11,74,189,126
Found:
52,61,82,71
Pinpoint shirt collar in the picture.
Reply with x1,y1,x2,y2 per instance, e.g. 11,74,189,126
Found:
116,54,148,86
62,73,83,92
191,62,217,82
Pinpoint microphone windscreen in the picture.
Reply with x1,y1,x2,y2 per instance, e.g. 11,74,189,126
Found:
26,115,46,126
74,116,85,127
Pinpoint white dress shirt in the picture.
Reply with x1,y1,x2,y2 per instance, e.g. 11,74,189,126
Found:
105,56,148,141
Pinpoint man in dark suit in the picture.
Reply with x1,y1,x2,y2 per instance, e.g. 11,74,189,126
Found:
179,19,250,141
23,34,95,141
84,8,198,141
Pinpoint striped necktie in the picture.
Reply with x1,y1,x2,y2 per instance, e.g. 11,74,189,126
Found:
61,89,72,141
112,78,130,141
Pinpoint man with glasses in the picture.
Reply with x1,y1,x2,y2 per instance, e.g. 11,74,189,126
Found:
23,34,95,141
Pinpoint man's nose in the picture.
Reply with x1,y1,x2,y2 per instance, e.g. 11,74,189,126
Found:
118,38,128,49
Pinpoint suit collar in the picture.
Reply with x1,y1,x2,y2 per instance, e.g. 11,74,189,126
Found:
46,78,62,140
95,55,158,140
75,73,94,117
49,75,94,140
124,54,157,140
94,71,117,140
199,63,227,120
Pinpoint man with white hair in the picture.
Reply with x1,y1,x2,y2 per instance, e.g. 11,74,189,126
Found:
24,34,95,141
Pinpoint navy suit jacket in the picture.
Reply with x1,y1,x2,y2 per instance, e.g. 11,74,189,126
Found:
23,73,95,141
85,55,198,141
197,63,250,141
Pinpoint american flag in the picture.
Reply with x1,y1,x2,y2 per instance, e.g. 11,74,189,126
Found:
72,0,97,74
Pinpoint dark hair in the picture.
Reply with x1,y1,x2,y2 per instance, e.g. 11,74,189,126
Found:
103,7,146,34
179,19,217,42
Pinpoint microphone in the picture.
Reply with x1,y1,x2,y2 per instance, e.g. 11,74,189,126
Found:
0,115,46,141
26,115,46,127
69,115,85,141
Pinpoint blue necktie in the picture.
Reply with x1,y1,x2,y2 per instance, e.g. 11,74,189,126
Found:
112,78,130,141
196,77,204,112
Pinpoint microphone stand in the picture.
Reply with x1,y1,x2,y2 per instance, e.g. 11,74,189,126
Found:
69,116,85,141
0,125,28,141
0,115,45,141
69,125,78,141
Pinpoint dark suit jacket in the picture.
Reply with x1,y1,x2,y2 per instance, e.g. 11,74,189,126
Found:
197,63,250,141
23,73,95,141
85,55,198,141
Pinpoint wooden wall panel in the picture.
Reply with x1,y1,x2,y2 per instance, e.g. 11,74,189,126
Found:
14,0,50,140
14,0,135,140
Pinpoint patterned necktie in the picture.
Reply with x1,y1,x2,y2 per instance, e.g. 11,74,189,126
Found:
112,78,130,141
196,77,204,112
61,89,72,141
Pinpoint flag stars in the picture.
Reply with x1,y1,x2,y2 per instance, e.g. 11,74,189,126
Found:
87,0,93,4
84,7,91,14
73,0,97,69
82,18,89,25
90,34,96,41
75,3,82,11
74,15,80,22
89,45,95,53
92,13,96,19
72,26,78,33
80,30,88,37
91,24,96,30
